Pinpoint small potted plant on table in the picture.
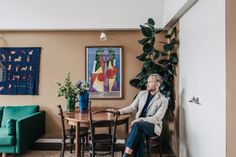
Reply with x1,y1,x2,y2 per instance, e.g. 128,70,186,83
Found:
56,72,78,112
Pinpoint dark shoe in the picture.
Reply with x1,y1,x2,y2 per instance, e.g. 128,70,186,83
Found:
122,153,132,157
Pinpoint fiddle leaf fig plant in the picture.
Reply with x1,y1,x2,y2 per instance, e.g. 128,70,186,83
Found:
130,18,179,122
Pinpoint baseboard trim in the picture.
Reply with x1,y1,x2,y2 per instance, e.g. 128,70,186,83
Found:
36,138,61,143
36,138,125,144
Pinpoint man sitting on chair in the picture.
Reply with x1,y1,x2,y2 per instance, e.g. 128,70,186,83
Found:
117,74,168,157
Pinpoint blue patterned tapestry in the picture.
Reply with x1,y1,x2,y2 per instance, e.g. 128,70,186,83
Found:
0,47,41,95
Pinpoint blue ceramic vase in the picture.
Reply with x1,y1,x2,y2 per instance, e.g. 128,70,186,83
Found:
79,91,89,112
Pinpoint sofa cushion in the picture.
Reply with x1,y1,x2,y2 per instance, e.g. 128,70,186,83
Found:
0,127,15,145
6,119,17,135
0,106,4,127
1,105,39,127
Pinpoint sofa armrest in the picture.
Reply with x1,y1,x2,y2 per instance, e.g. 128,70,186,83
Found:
15,111,45,153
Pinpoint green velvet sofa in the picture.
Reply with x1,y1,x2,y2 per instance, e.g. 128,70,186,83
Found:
0,105,45,155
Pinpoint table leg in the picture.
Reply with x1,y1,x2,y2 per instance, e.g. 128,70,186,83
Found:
75,122,81,157
125,119,129,142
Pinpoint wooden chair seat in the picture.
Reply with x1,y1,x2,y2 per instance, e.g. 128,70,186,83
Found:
90,134,113,143
146,135,162,157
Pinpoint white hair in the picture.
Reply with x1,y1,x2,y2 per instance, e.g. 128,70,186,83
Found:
148,73,163,84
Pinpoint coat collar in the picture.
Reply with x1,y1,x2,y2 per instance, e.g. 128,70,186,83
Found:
142,90,161,106
148,91,161,106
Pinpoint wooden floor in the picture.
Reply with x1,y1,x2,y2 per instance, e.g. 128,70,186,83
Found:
1,143,176,157
1,150,176,157
1,151,176,157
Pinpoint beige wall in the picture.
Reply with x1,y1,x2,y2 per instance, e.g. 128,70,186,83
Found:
0,30,165,138
227,0,236,156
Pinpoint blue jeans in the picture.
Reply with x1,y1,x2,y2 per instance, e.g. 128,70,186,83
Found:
125,121,156,157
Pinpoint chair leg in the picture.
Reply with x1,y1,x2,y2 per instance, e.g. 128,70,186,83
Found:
86,134,89,148
111,145,114,157
60,142,65,157
158,138,162,157
146,139,151,157
92,145,95,157
69,138,74,153
81,137,85,157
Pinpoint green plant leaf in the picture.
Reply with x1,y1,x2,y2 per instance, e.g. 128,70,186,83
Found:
150,38,155,46
165,27,177,39
146,23,155,30
136,53,148,61
145,65,155,74
141,66,147,72
146,68,157,76
129,79,140,88
138,37,150,45
170,38,178,46
136,71,148,80
162,73,171,86
165,91,171,97
139,77,148,89
140,25,152,37
143,43,153,55
171,27,177,36
154,64,164,73
160,83,166,91
143,60,153,69
147,18,155,26
170,53,178,64
153,50,161,60
159,59,169,65
163,43,173,52
167,64,174,76
153,51,161,60
173,66,177,76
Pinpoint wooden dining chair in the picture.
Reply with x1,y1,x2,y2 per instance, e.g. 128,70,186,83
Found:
146,134,162,157
88,109,119,157
57,105,89,157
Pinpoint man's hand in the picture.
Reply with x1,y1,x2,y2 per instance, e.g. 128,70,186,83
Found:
115,110,120,115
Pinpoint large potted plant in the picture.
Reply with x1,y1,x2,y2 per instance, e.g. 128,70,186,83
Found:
130,18,178,121
130,18,178,151
56,72,79,112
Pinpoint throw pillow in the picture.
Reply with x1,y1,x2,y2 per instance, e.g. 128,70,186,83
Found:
6,119,17,135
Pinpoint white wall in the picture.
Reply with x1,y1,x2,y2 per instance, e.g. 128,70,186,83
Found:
0,0,198,30
163,0,188,26
163,0,198,29
179,0,226,157
0,0,164,30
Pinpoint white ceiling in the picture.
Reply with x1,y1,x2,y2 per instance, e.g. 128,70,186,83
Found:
0,0,197,30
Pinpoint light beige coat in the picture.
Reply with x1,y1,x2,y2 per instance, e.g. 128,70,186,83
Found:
119,90,168,136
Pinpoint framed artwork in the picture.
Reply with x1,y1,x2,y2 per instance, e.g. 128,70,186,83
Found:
86,46,122,99
0,47,41,95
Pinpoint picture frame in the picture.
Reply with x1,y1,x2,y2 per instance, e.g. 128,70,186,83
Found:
85,46,123,99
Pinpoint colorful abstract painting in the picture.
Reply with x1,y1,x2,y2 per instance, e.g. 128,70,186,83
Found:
0,47,41,95
86,47,122,99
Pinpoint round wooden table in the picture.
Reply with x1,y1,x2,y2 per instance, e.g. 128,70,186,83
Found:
63,107,131,157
